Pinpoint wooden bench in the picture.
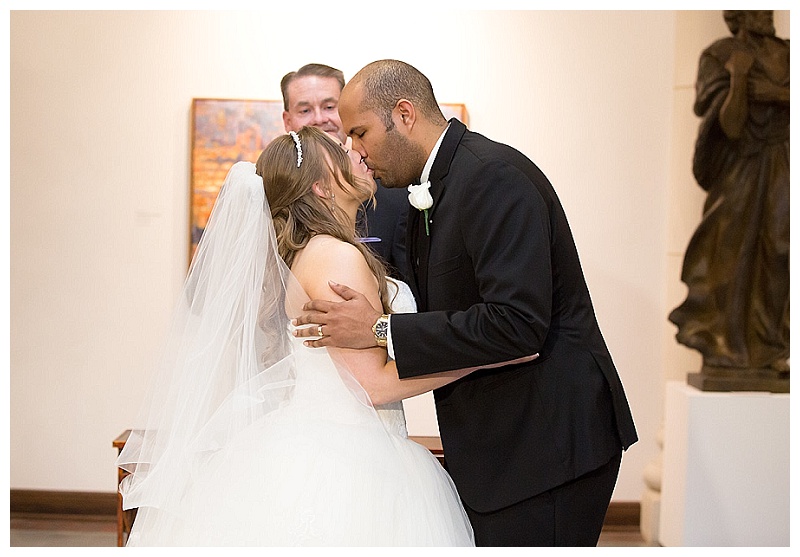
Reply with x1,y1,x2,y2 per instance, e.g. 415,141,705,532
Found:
113,429,444,546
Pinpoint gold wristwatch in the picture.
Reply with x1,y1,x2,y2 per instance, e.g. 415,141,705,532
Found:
372,314,390,347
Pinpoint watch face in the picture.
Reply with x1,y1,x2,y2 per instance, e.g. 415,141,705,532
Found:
375,320,389,337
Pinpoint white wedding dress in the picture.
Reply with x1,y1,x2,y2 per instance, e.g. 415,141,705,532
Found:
117,163,474,547
126,280,473,546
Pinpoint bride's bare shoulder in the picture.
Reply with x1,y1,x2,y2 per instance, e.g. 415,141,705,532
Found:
292,235,378,302
296,234,363,267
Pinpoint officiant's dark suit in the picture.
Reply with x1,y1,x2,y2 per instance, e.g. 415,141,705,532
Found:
390,117,638,546
358,184,409,282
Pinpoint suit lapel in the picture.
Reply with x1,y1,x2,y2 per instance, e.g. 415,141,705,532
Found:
407,119,468,311
416,206,431,308
407,207,423,305
427,118,466,220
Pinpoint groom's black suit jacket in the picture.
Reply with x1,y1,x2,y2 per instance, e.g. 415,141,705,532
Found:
391,119,637,513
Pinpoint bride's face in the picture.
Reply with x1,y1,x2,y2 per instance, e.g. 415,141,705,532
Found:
321,149,376,220
345,148,375,197
331,147,376,205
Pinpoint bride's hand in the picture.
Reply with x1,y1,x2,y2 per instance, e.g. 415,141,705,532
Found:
293,281,381,349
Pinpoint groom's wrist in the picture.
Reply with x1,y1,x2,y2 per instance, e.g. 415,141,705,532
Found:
372,314,390,347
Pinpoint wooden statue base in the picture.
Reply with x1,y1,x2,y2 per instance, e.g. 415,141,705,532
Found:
688,365,789,393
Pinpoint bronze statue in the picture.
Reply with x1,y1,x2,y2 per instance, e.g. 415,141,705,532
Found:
669,10,789,392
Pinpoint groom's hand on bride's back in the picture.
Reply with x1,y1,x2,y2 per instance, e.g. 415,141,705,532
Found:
292,282,382,349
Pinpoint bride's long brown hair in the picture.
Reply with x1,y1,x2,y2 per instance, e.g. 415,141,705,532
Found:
256,126,391,313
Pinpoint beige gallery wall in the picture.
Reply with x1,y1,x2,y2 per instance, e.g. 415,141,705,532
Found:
9,9,790,502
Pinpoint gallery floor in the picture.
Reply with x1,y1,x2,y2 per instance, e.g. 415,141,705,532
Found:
9,513,649,547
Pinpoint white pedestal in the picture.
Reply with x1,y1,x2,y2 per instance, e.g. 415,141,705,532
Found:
659,381,789,546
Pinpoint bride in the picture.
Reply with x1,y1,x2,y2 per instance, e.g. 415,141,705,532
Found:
117,127,522,546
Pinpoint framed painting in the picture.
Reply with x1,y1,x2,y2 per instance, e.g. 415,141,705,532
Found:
189,98,468,258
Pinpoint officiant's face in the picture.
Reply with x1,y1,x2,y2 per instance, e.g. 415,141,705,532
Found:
282,75,345,143
339,85,425,189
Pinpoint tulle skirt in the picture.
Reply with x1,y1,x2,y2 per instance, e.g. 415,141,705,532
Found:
125,341,474,547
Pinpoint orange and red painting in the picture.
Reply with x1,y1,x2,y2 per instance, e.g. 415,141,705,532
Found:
189,98,468,258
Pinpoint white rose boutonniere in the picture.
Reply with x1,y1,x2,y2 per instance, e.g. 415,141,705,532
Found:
407,181,433,236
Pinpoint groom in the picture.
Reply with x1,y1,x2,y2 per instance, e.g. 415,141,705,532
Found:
294,60,637,546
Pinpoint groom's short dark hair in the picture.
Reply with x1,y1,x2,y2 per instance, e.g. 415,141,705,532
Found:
352,60,446,131
280,64,345,110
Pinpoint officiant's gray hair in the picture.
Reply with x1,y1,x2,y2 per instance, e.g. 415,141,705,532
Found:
350,59,446,131
280,63,345,111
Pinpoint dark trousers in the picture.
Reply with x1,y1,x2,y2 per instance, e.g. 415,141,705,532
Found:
464,453,622,546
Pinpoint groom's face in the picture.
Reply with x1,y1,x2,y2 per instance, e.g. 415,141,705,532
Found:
340,86,425,189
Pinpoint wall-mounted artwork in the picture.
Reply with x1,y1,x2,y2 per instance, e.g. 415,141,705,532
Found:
189,98,468,258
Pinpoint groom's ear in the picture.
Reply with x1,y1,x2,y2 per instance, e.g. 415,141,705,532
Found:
393,99,416,133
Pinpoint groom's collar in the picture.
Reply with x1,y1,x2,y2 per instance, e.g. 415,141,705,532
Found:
419,123,450,184
427,118,467,184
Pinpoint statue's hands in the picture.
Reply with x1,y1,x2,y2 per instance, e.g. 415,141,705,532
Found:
725,49,755,77
292,282,382,349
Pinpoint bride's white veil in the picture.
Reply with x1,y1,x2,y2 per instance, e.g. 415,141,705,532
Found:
116,160,369,515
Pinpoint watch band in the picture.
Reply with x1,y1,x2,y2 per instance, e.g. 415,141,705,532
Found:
372,314,389,347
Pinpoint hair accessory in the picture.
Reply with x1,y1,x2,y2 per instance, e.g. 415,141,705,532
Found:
288,131,303,168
